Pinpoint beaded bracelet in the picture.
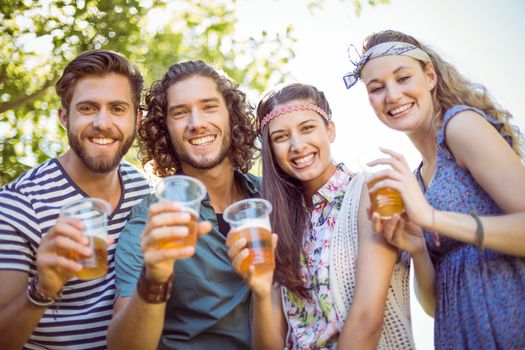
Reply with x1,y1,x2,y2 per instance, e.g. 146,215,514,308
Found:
469,211,484,251
26,276,62,307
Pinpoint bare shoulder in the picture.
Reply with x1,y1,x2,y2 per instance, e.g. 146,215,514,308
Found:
445,109,493,140
444,110,506,167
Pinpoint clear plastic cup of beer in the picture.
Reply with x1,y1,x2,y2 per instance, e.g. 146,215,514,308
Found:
358,147,405,219
60,198,111,280
155,175,206,251
224,198,274,276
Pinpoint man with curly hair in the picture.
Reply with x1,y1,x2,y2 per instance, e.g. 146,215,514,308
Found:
108,60,260,350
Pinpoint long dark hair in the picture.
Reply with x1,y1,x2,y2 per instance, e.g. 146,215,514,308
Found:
363,30,521,155
256,83,332,298
139,60,258,176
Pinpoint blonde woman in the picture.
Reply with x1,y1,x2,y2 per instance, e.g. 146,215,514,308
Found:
344,30,525,349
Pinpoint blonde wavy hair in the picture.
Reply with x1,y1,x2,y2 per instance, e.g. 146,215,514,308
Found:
363,30,522,156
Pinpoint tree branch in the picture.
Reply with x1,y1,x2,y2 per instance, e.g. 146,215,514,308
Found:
0,77,56,114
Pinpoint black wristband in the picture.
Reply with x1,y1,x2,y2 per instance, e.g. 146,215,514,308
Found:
137,266,173,304
469,211,484,251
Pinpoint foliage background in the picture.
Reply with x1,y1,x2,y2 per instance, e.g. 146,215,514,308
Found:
0,0,384,185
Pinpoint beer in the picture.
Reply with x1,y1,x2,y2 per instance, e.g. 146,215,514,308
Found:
60,234,108,280
59,198,110,280
154,175,206,254
76,235,108,280
367,176,405,218
159,208,199,250
224,198,274,276
231,220,274,276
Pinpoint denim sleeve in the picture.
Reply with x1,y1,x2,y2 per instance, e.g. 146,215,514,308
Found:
115,196,151,298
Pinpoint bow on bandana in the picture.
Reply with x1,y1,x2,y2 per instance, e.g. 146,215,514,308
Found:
343,41,432,89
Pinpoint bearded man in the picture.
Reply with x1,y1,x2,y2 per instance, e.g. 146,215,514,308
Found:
0,50,151,350
107,60,260,350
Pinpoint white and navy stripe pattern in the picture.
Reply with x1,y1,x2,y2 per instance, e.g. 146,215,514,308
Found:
0,158,151,350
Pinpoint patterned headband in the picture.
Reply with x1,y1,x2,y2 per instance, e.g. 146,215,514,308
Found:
343,41,432,89
260,103,329,131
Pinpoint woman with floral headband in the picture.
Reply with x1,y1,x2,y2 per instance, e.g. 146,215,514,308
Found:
227,83,415,349
344,30,525,349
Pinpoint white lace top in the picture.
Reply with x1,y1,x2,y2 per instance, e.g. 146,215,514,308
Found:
330,172,415,349
281,170,415,349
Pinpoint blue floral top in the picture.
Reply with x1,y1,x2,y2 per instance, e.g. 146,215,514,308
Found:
416,105,525,349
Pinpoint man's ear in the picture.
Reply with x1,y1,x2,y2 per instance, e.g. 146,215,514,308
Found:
136,110,143,129
58,107,68,130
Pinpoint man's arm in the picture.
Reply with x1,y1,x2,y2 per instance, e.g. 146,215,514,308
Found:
0,271,47,350
0,217,89,350
108,295,167,350
107,201,212,350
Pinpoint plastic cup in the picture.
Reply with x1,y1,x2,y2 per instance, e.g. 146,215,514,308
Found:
358,147,405,219
155,175,206,250
60,198,111,280
224,198,274,276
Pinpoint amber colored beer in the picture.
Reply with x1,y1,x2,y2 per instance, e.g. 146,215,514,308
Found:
159,208,199,250
61,234,108,280
76,235,108,280
231,222,274,276
367,176,405,218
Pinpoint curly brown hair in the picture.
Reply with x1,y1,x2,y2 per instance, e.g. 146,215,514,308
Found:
139,60,259,176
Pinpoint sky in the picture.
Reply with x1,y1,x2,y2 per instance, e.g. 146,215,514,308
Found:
236,0,525,170
235,0,525,348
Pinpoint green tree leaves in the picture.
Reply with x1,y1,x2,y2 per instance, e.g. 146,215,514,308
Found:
0,0,388,185
0,0,295,184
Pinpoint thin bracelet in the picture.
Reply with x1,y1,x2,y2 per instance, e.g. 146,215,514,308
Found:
469,211,484,251
431,208,441,247
26,276,61,307
27,288,54,307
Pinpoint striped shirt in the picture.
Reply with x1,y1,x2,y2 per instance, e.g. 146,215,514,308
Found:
0,158,151,350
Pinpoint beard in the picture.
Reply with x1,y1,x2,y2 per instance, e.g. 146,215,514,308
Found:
67,126,136,174
175,130,232,170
